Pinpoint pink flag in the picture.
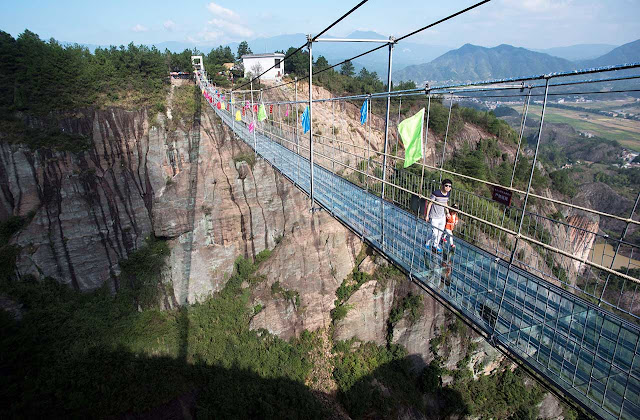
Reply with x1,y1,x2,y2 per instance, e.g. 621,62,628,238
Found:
249,121,255,133
217,102,221,110
285,106,289,117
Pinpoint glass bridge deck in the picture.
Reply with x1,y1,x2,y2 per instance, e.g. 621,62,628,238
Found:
213,106,640,420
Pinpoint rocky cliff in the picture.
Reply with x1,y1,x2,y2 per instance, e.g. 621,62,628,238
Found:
1,79,566,418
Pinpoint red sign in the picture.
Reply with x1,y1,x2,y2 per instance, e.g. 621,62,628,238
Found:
492,186,513,206
269,104,273,114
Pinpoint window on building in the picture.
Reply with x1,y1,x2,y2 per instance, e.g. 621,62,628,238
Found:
275,58,281,68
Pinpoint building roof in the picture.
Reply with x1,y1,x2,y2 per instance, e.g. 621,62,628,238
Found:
241,53,285,59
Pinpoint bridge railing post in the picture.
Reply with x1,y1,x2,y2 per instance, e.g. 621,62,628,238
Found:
599,191,640,306
381,37,395,249
439,94,453,183
497,86,531,255
295,77,300,185
307,35,316,209
250,80,257,157
493,77,550,343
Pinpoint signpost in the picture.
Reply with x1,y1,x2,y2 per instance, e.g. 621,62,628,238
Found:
492,186,512,207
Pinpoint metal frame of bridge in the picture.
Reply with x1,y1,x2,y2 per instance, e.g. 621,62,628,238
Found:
193,1,640,417
200,68,640,420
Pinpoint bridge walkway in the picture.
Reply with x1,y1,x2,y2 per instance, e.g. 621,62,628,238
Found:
205,81,640,420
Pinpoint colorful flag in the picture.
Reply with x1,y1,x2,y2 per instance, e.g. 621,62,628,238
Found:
301,106,310,134
249,121,255,133
254,104,258,113
257,104,267,121
269,104,273,114
235,110,242,121
242,108,245,116
398,108,425,168
216,102,221,110
360,100,368,125
285,106,289,117
220,102,225,110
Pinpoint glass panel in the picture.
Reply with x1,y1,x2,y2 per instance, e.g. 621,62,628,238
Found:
614,327,636,371
621,400,640,420
627,375,640,406
599,337,616,363
588,379,606,405
602,318,621,341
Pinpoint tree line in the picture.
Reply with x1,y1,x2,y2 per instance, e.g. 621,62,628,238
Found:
0,31,258,116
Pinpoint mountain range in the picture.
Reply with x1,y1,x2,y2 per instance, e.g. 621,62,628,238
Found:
532,44,617,61
393,39,640,84
63,31,639,84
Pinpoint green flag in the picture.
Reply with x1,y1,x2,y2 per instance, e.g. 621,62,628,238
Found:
257,104,267,122
398,108,425,168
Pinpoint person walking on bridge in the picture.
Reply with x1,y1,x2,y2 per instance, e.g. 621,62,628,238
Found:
425,179,452,253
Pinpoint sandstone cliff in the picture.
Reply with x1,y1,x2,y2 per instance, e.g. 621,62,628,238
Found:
1,79,565,418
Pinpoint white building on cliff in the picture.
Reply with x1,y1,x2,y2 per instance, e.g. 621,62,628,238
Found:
241,53,285,81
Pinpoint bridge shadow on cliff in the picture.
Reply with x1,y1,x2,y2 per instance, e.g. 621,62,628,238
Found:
2,296,471,420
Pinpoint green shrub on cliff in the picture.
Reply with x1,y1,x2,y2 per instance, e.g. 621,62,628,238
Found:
332,340,424,418
118,236,170,309
0,247,330,418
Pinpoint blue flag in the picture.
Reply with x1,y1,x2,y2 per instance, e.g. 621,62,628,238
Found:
301,106,310,134
360,99,368,125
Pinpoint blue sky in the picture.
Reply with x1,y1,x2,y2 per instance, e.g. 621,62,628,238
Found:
1,0,639,49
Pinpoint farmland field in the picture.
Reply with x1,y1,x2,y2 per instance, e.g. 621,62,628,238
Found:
509,103,640,151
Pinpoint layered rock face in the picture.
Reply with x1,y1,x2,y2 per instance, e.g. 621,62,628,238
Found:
0,93,357,308
1,80,569,416
0,108,157,291
0,81,505,360
0,81,480,368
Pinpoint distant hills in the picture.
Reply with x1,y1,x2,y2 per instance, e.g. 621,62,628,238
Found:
63,32,639,85
533,44,617,61
393,39,640,84
580,39,640,67
393,44,575,83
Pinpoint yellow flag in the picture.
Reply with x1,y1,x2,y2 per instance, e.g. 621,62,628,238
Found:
235,110,241,121
221,102,225,110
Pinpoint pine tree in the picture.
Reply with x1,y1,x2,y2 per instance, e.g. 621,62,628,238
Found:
340,60,354,77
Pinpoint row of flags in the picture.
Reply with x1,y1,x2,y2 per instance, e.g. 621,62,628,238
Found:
202,81,425,169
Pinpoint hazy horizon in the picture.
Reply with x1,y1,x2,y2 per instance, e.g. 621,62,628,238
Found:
2,1,639,51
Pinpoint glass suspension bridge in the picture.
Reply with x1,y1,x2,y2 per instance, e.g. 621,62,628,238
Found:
191,2,640,418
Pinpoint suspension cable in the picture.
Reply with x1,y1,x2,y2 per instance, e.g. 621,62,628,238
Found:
259,1,494,93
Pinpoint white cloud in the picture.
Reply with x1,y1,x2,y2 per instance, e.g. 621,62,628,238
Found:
207,2,237,19
501,0,573,13
164,20,176,31
208,18,253,38
195,30,224,42
131,24,148,32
